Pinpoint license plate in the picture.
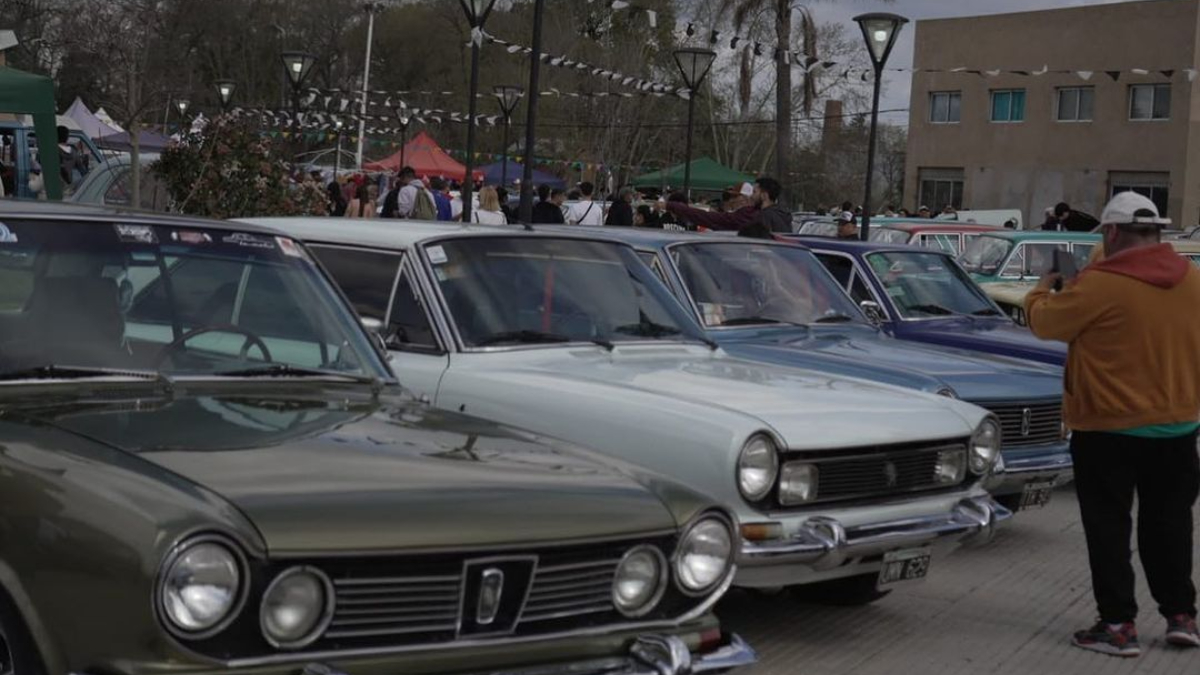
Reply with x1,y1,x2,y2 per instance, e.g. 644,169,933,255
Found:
878,547,932,586
1019,480,1056,510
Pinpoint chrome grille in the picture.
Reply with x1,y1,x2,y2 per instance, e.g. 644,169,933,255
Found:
978,400,1063,446
800,442,967,504
326,573,462,639
522,559,619,623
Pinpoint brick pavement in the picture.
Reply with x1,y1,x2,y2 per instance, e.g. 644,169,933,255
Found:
718,487,1198,675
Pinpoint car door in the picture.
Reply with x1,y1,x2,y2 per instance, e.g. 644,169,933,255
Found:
306,243,450,401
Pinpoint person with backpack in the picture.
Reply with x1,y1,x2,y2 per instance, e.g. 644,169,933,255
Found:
393,167,438,220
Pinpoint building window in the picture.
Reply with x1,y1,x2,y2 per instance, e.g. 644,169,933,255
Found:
1110,172,1169,216
1056,87,1094,122
929,91,961,124
990,89,1026,123
1129,84,1171,121
918,169,965,211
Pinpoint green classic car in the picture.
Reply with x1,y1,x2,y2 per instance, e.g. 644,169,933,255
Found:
958,231,1101,323
0,204,752,675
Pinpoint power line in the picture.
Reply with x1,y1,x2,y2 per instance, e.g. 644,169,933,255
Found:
535,107,909,130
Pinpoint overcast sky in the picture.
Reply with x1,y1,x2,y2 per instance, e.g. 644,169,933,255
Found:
815,0,1157,122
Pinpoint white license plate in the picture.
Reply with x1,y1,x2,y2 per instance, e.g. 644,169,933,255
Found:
878,547,932,586
1019,480,1056,510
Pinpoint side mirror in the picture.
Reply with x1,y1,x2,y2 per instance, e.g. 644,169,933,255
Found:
360,317,391,357
859,300,886,325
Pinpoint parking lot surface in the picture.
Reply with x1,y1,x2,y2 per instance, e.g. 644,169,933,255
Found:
719,487,1198,675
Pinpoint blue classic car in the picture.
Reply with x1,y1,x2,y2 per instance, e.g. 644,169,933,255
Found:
802,239,1067,368
590,228,1071,513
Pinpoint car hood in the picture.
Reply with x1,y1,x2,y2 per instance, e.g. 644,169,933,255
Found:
715,326,1062,402
457,344,983,448
903,318,1066,367
19,390,677,553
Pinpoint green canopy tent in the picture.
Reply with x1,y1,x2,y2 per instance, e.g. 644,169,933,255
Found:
631,157,753,194
0,66,62,200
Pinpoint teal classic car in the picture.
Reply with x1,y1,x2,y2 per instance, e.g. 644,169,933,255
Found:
958,231,1101,323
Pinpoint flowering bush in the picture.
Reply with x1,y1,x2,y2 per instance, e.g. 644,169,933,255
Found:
153,117,328,219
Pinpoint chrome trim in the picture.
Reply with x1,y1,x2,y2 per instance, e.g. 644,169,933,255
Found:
154,533,250,641
613,545,669,619
457,554,539,638
260,566,337,650
673,512,737,597
737,434,780,503
264,528,680,559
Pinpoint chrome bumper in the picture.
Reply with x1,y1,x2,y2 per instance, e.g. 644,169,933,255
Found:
986,446,1074,496
740,496,1011,570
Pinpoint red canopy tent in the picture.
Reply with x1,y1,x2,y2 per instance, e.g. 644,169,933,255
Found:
362,131,482,182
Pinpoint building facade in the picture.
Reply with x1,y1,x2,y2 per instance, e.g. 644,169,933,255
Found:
904,0,1200,227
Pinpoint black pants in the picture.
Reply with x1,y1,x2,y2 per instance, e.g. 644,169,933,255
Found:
1071,430,1200,623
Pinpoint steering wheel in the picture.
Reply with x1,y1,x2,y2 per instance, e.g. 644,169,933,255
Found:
153,324,273,368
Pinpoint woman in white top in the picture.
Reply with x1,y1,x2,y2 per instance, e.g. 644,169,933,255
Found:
472,186,509,225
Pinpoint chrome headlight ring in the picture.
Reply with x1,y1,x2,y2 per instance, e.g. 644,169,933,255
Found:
155,533,249,640
260,566,336,649
672,512,736,597
970,416,1003,475
612,545,669,618
737,434,780,503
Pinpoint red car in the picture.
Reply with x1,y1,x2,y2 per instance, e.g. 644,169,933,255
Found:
866,220,1004,254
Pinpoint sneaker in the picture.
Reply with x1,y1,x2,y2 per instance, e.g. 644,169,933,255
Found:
1166,614,1200,648
1072,621,1141,657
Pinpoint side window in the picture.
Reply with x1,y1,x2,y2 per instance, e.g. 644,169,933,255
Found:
387,271,439,351
308,245,400,322
848,273,875,305
1000,245,1027,277
1073,244,1096,269
816,254,853,289
1024,243,1067,276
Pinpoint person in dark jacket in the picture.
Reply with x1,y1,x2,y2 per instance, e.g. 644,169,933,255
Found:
531,184,566,224
327,179,348,217
496,186,518,222
606,187,636,227
1056,202,1101,232
753,177,792,233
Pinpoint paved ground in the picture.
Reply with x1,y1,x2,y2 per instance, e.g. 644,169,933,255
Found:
717,487,1198,675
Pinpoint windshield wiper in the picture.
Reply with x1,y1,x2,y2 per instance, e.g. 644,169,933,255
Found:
476,330,614,351
720,316,806,327
907,303,958,316
970,308,1004,317
0,365,164,382
614,321,718,351
216,364,375,383
813,313,857,324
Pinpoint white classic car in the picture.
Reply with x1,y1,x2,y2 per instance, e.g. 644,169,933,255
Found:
247,218,1012,602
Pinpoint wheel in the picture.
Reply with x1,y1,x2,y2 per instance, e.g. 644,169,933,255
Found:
790,573,892,606
0,590,46,675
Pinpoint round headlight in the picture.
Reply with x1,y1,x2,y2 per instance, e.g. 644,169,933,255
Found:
674,516,733,595
261,567,334,649
159,539,243,636
612,546,667,618
737,435,779,502
970,418,1002,474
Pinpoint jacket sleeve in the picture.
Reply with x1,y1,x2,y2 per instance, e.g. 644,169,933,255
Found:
1024,274,1109,343
665,203,748,231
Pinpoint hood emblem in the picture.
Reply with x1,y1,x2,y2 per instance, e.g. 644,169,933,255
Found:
883,461,898,488
476,568,505,625
1021,408,1032,437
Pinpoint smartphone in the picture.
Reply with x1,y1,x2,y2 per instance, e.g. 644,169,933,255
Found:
1049,249,1078,291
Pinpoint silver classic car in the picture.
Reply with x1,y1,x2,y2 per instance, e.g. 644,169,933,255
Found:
249,218,1012,604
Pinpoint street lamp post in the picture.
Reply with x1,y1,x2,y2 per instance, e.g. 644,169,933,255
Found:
494,85,523,188
174,98,190,134
215,80,236,113
853,12,907,242
672,48,717,201
459,0,499,224
334,118,345,175
517,0,546,224
281,50,317,132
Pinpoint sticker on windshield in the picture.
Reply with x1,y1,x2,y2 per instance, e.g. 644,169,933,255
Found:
170,230,212,245
277,236,309,260
427,245,448,264
222,233,276,249
0,223,17,244
114,224,158,245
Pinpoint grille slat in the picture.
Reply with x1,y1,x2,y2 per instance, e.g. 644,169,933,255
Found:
978,400,1063,446
526,581,612,601
793,442,963,504
329,572,463,640
330,611,460,626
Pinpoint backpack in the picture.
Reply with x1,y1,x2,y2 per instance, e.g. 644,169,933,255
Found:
412,189,438,221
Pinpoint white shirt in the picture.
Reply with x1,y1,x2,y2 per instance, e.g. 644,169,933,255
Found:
472,209,508,225
396,180,426,218
567,199,604,226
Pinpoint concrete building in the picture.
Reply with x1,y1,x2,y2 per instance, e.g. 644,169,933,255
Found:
904,0,1200,227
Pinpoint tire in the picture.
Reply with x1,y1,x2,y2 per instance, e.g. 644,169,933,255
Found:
0,590,46,675
790,573,892,607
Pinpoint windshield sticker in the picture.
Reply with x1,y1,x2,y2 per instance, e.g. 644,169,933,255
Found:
427,245,448,264
0,223,17,244
434,267,447,281
114,224,158,245
222,233,276,249
170,230,212,245
276,236,309,260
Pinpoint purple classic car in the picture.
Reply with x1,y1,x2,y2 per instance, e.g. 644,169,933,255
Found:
802,239,1067,367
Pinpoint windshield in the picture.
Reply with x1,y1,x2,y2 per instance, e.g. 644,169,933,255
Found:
864,251,1000,319
869,228,912,245
424,237,701,348
672,242,866,327
958,236,1014,275
0,219,389,381
797,221,837,237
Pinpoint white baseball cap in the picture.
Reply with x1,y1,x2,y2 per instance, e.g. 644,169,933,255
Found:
838,211,855,223
739,182,755,198
1100,191,1171,227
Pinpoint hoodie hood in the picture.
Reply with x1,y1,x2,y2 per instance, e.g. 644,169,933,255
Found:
1090,243,1190,289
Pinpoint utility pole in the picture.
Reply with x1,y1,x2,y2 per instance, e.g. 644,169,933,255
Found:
355,2,384,170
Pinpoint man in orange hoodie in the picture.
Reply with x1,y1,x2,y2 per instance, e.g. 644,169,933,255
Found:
1026,191,1200,656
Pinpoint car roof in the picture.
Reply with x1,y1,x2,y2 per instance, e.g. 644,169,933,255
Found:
970,230,1101,242
794,237,946,257
534,225,812,252
1170,240,1200,254
875,221,1000,233
0,199,280,235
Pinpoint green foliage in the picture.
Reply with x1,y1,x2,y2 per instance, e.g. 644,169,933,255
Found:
153,117,328,219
